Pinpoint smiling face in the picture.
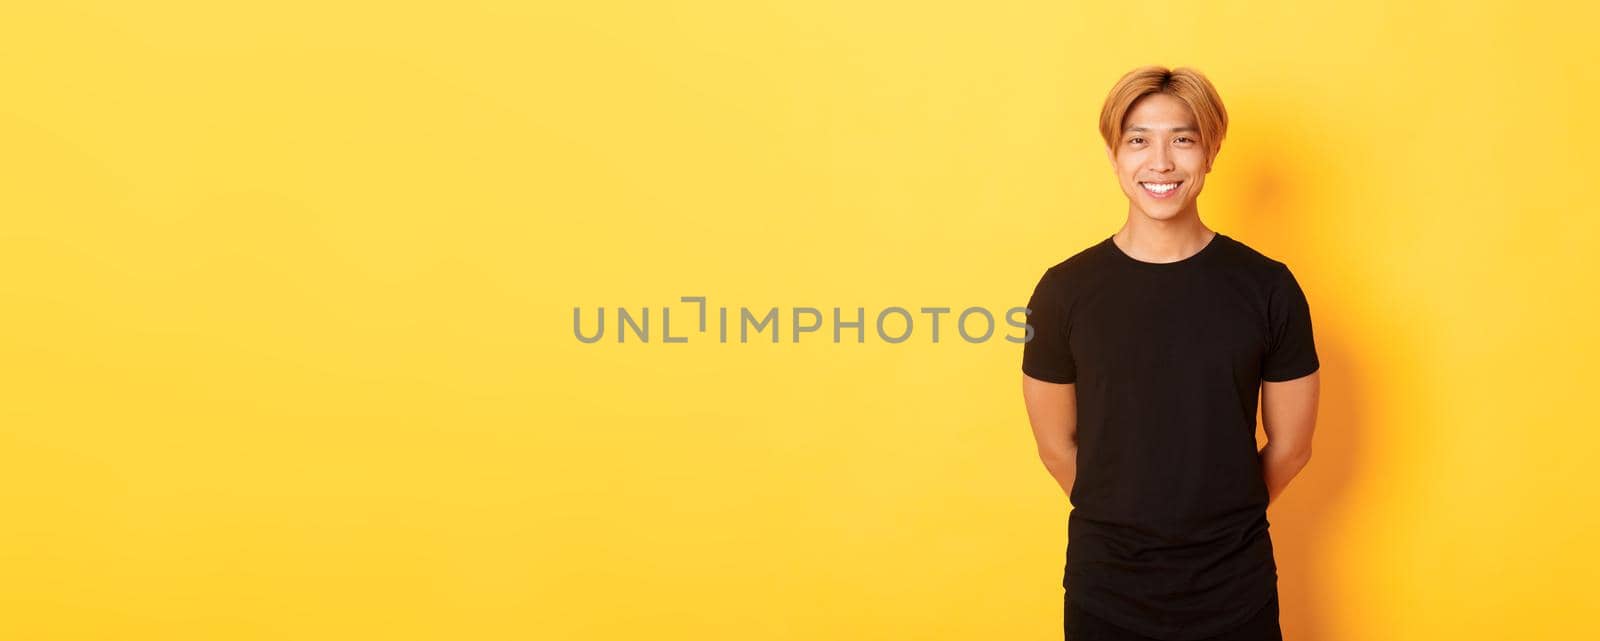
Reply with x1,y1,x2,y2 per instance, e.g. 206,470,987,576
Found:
1106,92,1213,222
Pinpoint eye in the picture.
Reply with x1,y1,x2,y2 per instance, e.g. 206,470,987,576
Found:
1175,136,1194,144
1128,137,1145,144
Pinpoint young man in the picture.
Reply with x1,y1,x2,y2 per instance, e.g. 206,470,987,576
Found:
1021,66,1321,641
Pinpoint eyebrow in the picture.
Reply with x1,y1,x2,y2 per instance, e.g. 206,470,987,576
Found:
1126,126,1198,134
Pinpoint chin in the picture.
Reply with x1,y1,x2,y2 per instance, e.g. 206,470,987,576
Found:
1136,206,1185,221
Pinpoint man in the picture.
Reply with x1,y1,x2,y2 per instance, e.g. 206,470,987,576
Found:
1021,66,1321,641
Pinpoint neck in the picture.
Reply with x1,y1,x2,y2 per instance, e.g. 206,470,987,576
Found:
1113,211,1215,263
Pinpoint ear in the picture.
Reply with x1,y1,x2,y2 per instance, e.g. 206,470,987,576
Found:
1105,145,1115,168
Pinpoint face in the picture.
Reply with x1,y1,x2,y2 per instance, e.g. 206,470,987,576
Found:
1106,93,1212,222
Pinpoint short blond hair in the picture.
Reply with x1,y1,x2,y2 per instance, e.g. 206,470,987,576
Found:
1099,66,1228,165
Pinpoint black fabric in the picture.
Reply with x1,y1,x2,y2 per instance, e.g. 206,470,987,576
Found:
1067,590,1282,641
1022,232,1318,641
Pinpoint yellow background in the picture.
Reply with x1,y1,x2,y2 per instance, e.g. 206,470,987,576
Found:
2,2,1596,639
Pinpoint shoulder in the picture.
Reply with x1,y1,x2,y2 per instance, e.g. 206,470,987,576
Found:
1212,233,1297,283
1214,233,1289,270
1036,237,1111,282
1026,239,1106,308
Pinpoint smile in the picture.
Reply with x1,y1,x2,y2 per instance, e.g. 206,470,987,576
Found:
1140,181,1183,199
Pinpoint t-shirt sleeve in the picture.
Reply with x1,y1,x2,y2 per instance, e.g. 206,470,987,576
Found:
1021,268,1076,384
1261,264,1321,382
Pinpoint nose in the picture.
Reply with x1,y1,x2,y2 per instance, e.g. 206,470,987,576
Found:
1149,145,1175,172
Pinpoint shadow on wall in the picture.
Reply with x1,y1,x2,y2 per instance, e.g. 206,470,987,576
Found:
1233,105,1372,641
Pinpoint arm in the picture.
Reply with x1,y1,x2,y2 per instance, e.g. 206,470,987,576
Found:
1022,373,1078,499
1259,369,1321,505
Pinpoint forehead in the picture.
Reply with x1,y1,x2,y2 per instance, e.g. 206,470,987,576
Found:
1123,93,1197,131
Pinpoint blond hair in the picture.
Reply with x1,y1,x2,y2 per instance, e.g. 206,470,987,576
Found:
1099,66,1228,165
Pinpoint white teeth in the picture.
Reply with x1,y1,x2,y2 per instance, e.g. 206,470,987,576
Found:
1141,182,1180,193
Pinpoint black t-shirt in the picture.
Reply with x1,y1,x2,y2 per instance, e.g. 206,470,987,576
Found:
1022,232,1319,641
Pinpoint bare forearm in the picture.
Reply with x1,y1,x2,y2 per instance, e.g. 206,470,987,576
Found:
1041,446,1078,499
1259,442,1311,505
